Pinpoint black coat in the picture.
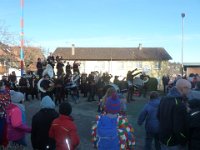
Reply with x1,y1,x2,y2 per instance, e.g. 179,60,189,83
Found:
188,109,200,150
157,96,188,146
31,108,59,150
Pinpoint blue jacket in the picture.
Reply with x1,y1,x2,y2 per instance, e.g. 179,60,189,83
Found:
137,98,160,133
167,86,182,97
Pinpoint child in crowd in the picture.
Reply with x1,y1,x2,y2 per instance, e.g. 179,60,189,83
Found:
92,88,135,150
99,87,127,115
49,102,80,150
137,91,161,150
6,90,31,147
31,96,59,150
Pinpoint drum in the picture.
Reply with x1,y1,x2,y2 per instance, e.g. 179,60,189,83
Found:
132,77,144,88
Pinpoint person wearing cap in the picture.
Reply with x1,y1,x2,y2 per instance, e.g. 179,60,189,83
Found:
49,102,80,150
137,91,161,150
0,81,11,148
91,88,135,149
31,96,59,150
6,90,31,147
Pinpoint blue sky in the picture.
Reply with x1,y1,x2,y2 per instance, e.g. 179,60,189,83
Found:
0,0,200,63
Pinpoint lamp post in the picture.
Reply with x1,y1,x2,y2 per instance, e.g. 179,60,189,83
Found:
181,13,185,76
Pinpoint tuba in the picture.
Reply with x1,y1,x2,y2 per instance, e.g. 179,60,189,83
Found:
37,64,55,93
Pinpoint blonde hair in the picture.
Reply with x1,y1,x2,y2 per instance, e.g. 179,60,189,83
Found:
103,87,116,99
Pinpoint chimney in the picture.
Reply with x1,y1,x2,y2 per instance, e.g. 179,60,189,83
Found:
72,44,75,55
139,43,142,50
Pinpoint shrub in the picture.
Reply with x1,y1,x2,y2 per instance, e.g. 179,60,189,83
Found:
146,77,158,91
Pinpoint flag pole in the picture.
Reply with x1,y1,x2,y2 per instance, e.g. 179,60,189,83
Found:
20,0,24,76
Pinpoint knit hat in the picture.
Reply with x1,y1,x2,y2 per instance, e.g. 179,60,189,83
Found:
40,96,55,109
59,102,72,116
10,90,24,103
105,94,121,114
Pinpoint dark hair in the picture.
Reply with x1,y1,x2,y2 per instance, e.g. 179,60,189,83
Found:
150,91,159,100
59,102,72,116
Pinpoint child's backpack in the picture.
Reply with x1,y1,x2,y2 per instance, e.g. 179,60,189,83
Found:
97,115,120,150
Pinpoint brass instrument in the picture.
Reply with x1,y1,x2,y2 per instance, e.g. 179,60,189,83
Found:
37,64,55,93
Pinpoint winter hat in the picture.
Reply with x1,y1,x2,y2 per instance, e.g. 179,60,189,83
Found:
40,96,55,109
105,95,121,114
59,102,72,116
10,90,24,103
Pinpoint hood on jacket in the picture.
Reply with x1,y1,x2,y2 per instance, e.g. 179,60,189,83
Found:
40,96,55,109
10,90,24,103
167,87,181,97
149,98,160,107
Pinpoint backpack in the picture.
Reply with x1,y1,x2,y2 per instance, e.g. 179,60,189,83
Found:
97,115,120,150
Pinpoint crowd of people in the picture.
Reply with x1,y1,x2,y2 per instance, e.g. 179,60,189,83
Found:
0,53,200,149
137,75,200,150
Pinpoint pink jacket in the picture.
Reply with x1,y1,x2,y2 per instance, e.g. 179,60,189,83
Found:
6,103,31,141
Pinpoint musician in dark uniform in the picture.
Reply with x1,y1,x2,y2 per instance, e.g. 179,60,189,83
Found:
140,72,150,98
54,76,65,105
65,62,72,75
38,73,54,100
73,60,80,75
40,74,54,99
80,73,88,97
87,72,96,102
18,74,30,101
8,71,17,90
47,53,55,69
56,59,64,78
36,58,43,79
126,68,141,102
29,75,39,100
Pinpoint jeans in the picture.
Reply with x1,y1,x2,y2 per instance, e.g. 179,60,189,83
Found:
144,132,161,150
161,143,187,150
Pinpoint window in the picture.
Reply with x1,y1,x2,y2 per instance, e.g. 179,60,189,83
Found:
154,61,161,70
136,61,142,69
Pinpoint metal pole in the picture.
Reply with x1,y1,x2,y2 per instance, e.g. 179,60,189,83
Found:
181,13,185,76
20,0,24,76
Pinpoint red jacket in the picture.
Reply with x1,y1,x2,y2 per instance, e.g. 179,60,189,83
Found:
49,115,80,150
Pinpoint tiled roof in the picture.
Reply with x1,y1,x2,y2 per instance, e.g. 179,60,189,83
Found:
53,47,172,61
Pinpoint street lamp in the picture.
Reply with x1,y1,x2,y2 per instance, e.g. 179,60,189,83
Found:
181,13,185,76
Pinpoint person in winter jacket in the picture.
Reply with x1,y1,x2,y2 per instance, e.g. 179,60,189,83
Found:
49,102,80,150
137,91,161,150
157,79,191,150
92,88,135,150
188,99,200,150
6,90,31,147
31,96,59,150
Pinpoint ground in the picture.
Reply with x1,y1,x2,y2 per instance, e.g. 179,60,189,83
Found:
24,94,149,150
